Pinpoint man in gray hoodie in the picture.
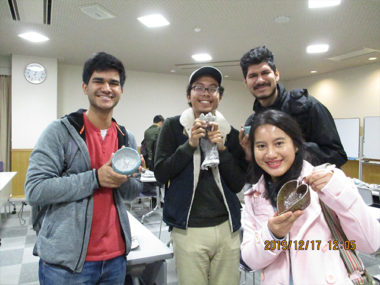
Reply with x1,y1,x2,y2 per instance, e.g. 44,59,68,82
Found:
25,52,142,284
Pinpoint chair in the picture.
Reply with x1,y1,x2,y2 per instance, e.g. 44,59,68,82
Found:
140,182,162,223
240,257,256,285
240,228,256,285
358,187,373,206
126,191,156,214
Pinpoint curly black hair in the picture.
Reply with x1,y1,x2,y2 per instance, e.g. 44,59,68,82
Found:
240,45,277,79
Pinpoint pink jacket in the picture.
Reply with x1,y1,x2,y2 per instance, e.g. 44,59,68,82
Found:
241,161,380,285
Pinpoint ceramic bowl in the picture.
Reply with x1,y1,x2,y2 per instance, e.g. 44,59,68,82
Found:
276,180,310,215
112,147,141,175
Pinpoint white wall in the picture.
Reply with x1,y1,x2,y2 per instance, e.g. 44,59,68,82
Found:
58,64,252,144
12,59,380,148
283,62,380,126
11,55,57,149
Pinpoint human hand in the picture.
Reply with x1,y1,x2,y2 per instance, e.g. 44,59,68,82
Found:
189,119,207,147
131,154,144,178
98,154,128,188
268,210,304,238
207,122,226,151
303,169,333,192
239,126,252,161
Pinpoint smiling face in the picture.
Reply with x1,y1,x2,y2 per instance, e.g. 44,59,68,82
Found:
253,124,297,181
244,62,280,107
82,69,122,113
187,75,221,118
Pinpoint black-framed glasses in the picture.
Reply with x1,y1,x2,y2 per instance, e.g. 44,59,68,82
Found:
191,85,219,95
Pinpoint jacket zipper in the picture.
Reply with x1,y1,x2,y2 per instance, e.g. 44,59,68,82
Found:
74,198,90,271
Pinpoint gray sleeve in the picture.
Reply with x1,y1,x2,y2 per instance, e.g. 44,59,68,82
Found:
126,129,137,150
25,121,98,207
117,129,143,200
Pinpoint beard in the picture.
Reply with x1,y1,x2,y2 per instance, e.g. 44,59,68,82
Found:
252,84,277,101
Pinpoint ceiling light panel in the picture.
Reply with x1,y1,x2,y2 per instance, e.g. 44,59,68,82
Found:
307,44,329,54
18,32,49,43
192,53,212,62
137,14,170,28
308,0,341,9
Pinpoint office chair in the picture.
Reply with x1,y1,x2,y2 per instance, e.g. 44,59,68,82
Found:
358,187,374,206
240,228,256,285
240,257,256,285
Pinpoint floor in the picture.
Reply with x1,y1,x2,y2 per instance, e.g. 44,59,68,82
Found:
0,201,259,285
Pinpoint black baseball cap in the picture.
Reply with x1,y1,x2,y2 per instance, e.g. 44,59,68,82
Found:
189,66,222,85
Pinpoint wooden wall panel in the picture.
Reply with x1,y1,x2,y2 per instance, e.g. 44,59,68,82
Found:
340,160,380,184
362,163,380,184
11,149,32,198
341,160,359,179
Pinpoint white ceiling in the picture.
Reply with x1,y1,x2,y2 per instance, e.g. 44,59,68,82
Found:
1,0,380,81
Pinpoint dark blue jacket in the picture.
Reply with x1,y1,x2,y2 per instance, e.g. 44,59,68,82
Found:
154,111,247,232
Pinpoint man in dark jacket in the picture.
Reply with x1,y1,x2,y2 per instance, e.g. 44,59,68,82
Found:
240,45,347,167
143,114,164,169
154,66,247,285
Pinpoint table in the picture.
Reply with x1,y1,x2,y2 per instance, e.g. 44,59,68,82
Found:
0,172,17,223
127,211,173,285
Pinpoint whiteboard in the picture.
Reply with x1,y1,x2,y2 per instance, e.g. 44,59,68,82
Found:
363,116,380,160
334,118,360,159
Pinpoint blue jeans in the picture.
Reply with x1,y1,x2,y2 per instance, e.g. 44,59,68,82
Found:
39,255,127,285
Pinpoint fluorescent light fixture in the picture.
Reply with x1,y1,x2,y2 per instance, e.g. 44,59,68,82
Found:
18,32,49,43
368,57,377,61
308,0,341,8
307,44,329,54
310,70,318,74
192,53,212,62
137,14,170,28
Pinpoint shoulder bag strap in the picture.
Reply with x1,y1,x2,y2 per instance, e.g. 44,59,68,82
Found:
320,200,375,285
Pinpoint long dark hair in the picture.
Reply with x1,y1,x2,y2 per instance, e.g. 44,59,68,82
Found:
247,109,306,206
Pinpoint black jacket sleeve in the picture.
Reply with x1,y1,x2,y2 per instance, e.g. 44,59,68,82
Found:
304,99,347,167
154,117,195,184
218,128,248,193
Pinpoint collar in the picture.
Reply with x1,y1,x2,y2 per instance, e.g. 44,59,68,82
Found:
179,108,231,138
253,83,287,112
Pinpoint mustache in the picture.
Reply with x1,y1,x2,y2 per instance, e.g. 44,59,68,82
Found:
254,82,270,90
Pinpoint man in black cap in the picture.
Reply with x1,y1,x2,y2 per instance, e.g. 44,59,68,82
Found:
154,66,247,285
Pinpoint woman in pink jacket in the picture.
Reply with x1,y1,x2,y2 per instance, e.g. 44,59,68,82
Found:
241,109,380,285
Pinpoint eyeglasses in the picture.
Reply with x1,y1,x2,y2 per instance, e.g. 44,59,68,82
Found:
191,85,219,95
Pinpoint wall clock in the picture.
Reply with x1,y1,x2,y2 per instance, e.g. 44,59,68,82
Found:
24,63,47,84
